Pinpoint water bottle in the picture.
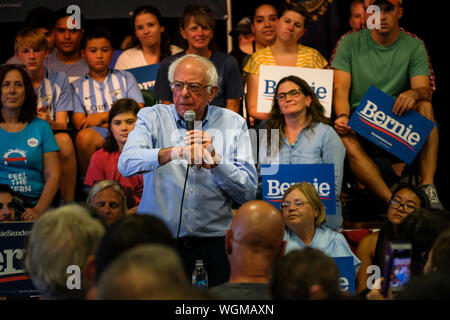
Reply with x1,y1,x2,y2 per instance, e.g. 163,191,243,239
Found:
192,259,208,290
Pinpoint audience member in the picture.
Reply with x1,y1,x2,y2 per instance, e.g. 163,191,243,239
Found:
0,184,16,222
5,6,57,65
153,4,244,112
250,3,278,51
97,244,205,300
332,0,441,209
281,182,360,275
45,6,89,82
0,65,60,221
115,5,182,70
259,75,345,230
355,184,429,293
210,200,286,300
118,54,257,287
84,99,143,212
348,0,365,31
72,26,144,177
24,204,105,299
395,208,450,277
244,2,328,121
270,247,345,299
86,180,128,226
366,208,450,300
228,17,254,70
424,228,450,275
14,28,77,204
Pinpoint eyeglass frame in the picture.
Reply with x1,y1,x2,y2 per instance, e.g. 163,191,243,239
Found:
389,198,418,213
275,88,304,101
169,81,211,94
280,200,311,209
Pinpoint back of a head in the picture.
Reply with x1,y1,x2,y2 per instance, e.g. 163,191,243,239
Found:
270,248,342,300
397,271,450,300
94,214,174,282
429,228,450,274
97,244,189,300
231,200,285,258
25,6,56,31
396,208,450,276
25,204,105,299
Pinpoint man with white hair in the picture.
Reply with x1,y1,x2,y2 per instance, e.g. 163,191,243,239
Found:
118,54,257,287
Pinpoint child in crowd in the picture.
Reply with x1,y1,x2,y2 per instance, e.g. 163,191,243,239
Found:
15,27,77,204
84,99,143,213
71,26,144,177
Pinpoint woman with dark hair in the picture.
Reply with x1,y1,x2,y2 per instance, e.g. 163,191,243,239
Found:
115,5,181,70
244,2,328,121
0,65,60,221
84,99,142,213
355,183,430,293
258,75,345,230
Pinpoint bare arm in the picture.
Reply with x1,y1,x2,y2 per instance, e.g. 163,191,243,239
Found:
52,111,69,130
22,151,60,220
225,98,240,113
246,73,269,120
355,232,378,293
333,69,352,136
393,75,431,116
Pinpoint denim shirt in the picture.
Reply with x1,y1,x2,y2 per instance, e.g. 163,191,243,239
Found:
118,104,257,237
258,122,346,230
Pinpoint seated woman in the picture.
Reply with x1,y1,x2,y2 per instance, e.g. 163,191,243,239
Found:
86,180,128,226
84,99,142,213
0,65,60,221
259,75,345,230
115,5,181,71
281,182,360,275
356,184,429,293
244,2,328,122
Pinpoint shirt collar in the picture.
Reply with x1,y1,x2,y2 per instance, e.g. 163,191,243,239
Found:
172,104,211,129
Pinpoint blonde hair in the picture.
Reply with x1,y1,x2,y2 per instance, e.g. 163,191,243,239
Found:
14,27,48,53
282,182,326,226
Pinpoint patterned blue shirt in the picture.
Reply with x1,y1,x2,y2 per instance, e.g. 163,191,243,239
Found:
72,69,144,115
118,104,257,237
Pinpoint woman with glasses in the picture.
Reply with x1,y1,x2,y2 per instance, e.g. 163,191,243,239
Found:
244,2,328,122
0,65,60,221
258,75,345,230
281,182,360,275
355,183,429,293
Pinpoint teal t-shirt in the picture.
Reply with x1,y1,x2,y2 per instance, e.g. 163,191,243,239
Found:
0,118,59,201
331,29,430,110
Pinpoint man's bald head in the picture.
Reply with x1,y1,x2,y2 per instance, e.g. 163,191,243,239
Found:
228,200,285,255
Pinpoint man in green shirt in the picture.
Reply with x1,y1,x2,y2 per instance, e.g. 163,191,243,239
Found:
331,0,441,208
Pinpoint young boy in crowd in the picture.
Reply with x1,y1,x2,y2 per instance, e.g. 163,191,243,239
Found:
71,26,144,177
15,27,77,205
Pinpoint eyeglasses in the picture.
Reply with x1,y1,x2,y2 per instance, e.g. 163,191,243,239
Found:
275,88,303,101
389,199,418,213
280,200,311,209
170,81,211,94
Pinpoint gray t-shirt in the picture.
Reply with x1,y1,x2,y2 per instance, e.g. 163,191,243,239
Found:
45,50,89,83
209,282,270,300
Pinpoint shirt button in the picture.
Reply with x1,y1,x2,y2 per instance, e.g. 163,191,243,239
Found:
190,188,193,192
190,208,194,212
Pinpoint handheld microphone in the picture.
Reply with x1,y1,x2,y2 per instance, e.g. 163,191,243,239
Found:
184,110,196,131
177,110,196,246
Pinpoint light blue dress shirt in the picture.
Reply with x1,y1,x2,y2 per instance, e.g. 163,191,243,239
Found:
258,122,346,230
284,226,361,275
118,104,257,238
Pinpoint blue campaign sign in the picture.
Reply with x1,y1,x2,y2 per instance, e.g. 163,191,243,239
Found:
261,164,336,215
333,256,356,294
0,222,39,297
348,86,435,164
125,63,160,92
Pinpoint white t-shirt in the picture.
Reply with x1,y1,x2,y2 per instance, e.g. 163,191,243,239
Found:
114,45,183,70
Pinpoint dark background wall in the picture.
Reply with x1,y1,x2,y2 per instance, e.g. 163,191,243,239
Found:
1,0,447,207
